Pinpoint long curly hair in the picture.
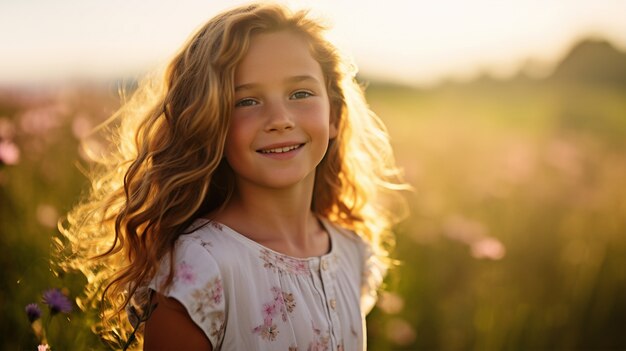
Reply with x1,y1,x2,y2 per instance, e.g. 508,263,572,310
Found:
59,2,408,348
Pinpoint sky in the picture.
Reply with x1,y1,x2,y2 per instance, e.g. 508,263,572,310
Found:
1,0,626,87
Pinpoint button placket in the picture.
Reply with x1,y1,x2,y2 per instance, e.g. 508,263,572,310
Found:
320,255,342,348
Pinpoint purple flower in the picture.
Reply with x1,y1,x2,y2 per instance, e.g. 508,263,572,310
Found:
42,288,72,315
25,303,42,322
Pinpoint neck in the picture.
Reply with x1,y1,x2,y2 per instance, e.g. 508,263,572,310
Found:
233,177,316,235
210,172,327,257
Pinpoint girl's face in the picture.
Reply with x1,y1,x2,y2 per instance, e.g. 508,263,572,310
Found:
225,30,336,191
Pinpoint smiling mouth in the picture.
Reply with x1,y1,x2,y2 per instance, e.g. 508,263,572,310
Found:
257,143,304,154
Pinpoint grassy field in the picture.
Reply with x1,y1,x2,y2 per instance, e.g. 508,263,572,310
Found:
1,77,625,350
366,81,626,350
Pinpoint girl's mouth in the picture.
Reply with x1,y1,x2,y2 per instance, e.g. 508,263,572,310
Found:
257,143,304,154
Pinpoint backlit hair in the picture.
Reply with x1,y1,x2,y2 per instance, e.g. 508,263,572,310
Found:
59,2,408,347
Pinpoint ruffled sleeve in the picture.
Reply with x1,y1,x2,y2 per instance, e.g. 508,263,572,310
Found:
150,239,226,347
360,241,387,315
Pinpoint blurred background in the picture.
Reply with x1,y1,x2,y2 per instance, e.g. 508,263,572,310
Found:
1,0,625,350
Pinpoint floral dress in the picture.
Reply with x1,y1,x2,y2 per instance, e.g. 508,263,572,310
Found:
137,218,383,351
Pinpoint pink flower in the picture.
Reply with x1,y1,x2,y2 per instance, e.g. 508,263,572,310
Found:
263,302,277,319
209,277,223,304
176,262,196,284
471,237,506,260
38,345,49,351
0,140,20,165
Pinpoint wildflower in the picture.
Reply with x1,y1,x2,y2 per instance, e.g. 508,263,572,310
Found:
471,237,506,260
26,303,44,341
25,303,42,323
42,288,72,315
0,139,20,165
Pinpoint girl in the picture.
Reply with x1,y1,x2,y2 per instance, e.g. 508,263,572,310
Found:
60,3,407,350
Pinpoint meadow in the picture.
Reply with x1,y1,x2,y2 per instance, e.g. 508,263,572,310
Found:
1,40,625,350
366,80,626,350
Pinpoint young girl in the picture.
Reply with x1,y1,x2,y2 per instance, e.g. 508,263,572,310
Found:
60,3,407,350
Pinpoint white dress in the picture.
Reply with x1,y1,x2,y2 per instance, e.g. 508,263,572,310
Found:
142,218,382,351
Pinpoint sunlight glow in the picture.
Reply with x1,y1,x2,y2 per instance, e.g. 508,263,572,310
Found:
1,0,625,86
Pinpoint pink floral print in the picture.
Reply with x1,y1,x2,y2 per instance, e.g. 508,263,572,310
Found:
283,290,296,313
263,302,277,320
176,261,196,284
253,321,280,341
253,287,297,341
260,249,309,275
190,277,223,323
308,321,330,351
141,219,370,349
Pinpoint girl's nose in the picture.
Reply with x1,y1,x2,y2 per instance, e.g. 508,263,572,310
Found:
264,100,295,132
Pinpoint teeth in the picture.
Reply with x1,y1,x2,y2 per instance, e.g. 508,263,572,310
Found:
260,144,301,154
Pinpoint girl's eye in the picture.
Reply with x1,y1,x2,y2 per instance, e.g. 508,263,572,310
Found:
290,91,313,100
235,98,258,107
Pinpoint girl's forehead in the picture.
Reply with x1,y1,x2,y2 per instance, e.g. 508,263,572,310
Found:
234,31,323,85
244,31,312,62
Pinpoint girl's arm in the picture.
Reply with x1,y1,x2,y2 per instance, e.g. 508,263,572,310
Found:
144,292,213,350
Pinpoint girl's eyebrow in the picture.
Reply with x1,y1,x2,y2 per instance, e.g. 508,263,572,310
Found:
287,75,320,85
235,75,321,92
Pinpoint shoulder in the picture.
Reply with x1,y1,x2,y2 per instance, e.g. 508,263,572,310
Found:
147,220,228,346
321,219,387,315
177,219,225,248
173,219,241,268
322,219,369,261
153,221,225,297
164,221,224,277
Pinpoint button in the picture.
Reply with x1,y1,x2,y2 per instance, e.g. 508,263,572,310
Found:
321,260,329,271
330,298,336,310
